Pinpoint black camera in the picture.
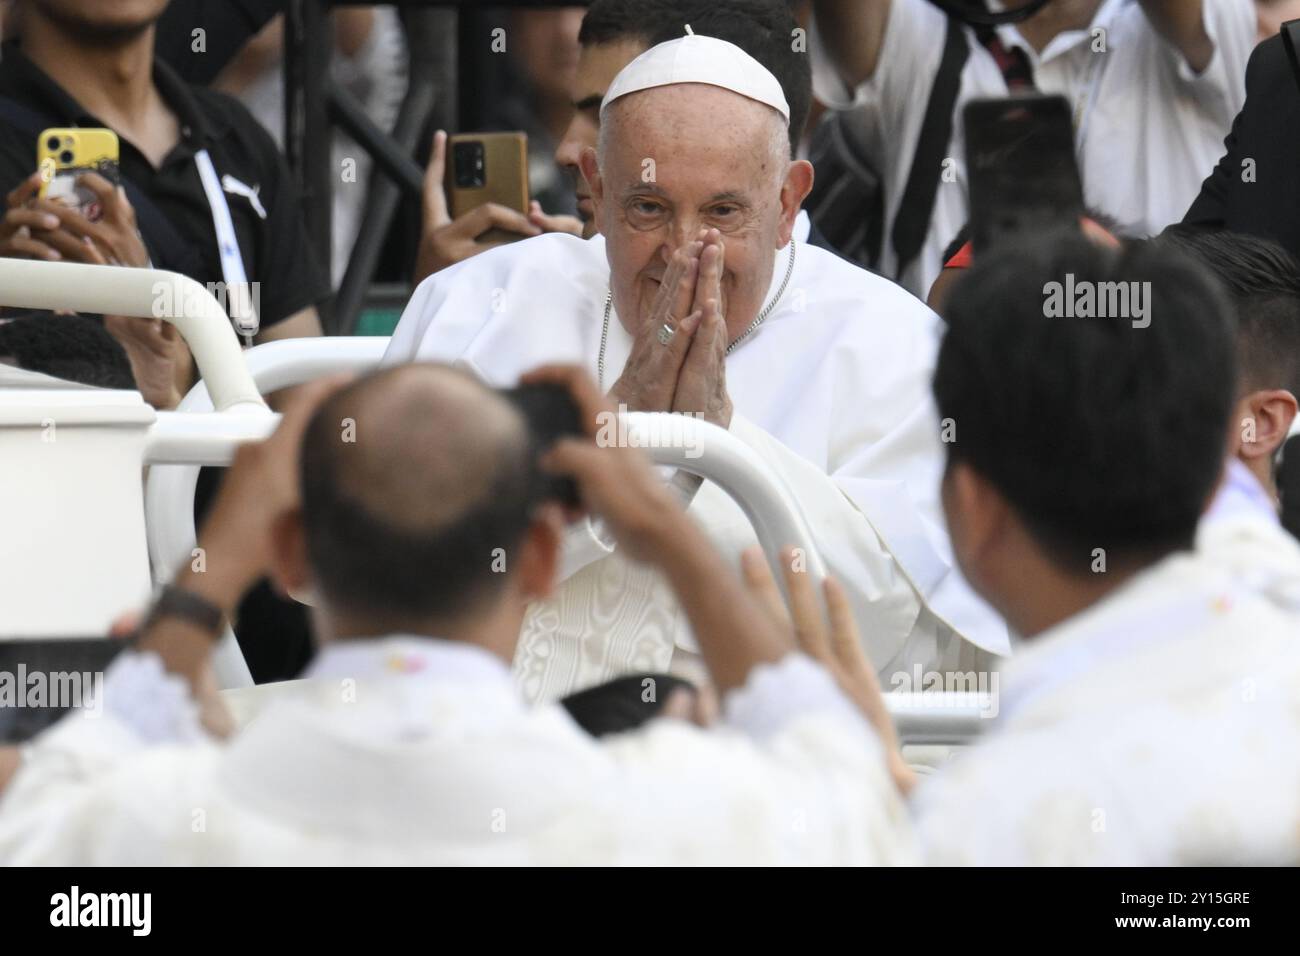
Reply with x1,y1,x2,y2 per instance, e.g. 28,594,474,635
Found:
452,140,486,189
503,383,584,508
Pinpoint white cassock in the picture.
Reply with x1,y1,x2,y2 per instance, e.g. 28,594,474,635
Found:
383,217,1009,702
0,642,915,865
912,508,1300,865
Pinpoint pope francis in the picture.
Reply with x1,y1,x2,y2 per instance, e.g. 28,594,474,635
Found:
385,33,1010,701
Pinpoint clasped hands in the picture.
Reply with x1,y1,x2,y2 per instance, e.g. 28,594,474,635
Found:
608,227,733,429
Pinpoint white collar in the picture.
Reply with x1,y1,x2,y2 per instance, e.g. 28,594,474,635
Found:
997,0,1129,66
307,634,513,685
995,549,1231,723
1202,457,1280,529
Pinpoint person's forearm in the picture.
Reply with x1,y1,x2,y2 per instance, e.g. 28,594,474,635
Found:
1138,0,1213,72
647,513,792,694
813,0,892,91
133,523,260,693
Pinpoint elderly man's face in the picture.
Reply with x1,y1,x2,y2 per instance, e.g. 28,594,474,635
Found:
582,84,809,340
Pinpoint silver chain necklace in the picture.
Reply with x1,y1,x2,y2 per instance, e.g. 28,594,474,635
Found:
597,238,797,389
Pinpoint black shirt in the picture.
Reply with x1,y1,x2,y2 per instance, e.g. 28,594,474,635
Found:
155,0,284,85
0,41,329,330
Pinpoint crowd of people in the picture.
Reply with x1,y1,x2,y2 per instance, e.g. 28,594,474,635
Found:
1,0,1299,866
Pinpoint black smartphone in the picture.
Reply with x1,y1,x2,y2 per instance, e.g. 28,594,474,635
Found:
503,383,584,508
0,638,124,743
963,94,1085,254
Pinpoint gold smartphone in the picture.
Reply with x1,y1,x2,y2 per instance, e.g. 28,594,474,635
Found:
37,128,121,222
445,131,530,243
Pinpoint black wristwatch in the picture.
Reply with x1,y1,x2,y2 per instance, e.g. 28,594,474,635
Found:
139,584,226,640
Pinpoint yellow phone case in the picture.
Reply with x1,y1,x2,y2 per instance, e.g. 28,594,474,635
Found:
445,131,530,244
37,128,120,219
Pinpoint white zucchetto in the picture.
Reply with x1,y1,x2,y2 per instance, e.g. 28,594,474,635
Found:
600,28,790,124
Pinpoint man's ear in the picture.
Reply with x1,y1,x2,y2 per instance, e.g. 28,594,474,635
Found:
268,508,313,602
515,502,565,603
777,159,814,247
1235,389,1299,461
579,146,603,217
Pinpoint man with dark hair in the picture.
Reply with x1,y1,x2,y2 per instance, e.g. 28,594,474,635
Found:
0,0,328,408
908,231,1300,863
935,232,1237,581
736,228,1300,863
416,0,818,276
0,364,914,864
1157,226,1300,519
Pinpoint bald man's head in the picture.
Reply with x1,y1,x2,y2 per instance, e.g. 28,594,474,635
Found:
299,364,538,626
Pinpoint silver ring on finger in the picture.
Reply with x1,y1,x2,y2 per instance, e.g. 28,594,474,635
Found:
657,322,675,346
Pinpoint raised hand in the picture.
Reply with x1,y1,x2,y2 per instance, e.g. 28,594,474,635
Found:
741,545,916,794
414,130,541,283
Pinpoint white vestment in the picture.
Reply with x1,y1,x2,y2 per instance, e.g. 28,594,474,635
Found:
382,226,1008,702
913,512,1300,865
0,641,915,865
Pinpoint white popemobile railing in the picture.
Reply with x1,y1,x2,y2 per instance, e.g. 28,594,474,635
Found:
147,339,831,687
0,260,989,745
0,261,265,643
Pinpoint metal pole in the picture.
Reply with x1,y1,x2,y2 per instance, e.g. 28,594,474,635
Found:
284,0,335,331
333,8,452,334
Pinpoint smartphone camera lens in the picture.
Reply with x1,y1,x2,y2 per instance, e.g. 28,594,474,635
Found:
453,141,486,189
59,150,74,164
46,136,61,151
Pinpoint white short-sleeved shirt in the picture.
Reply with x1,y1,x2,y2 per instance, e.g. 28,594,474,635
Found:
811,0,1257,298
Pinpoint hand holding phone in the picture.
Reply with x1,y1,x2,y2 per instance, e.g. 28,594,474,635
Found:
38,128,121,223
0,170,146,268
415,129,542,281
